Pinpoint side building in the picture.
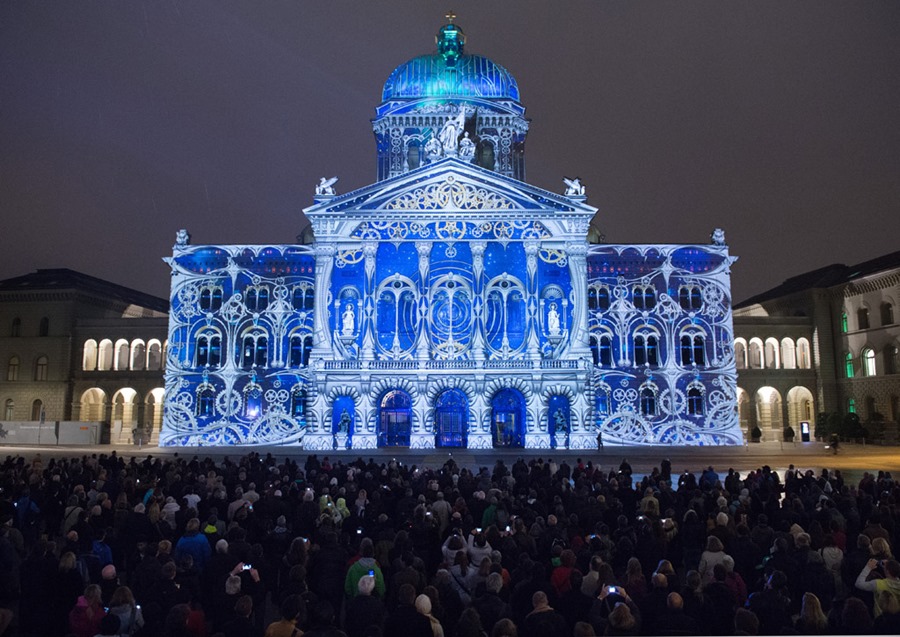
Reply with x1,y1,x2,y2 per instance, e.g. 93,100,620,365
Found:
0,269,168,444
733,250,900,442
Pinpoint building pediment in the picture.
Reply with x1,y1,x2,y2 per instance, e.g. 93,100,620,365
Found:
304,158,597,218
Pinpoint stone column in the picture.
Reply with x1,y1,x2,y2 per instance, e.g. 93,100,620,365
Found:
415,241,432,363
525,240,541,361
311,244,335,356
360,242,378,361
566,241,592,359
471,241,487,362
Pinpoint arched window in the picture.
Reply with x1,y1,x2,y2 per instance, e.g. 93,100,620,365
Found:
114,339,129,371
196,385,215,417
840,312,848,333
244,384,263,419
882,302,895,326
291,387,307,420
886,345,899,375
597,287,610,311
131,341,146,370
862,348,876,376
679,286,703,311
845,352,854,378
633,285,656,310
34,356,48,381
491,388,526,448
289,334,313,368
31,399,43,421
681,334,705,366
245,286,269,312
595,383,611,418
848,398,856,414
406,142,420,170
197,333,222,368
781,338,796,369
240,332,267,368
7,356,19,381
857,307,870,330
292,285,314,311
599,334,613,367
634,332,659,367
764,338,780,369
83,340,98,371
199,287,223,312
734,340,747,370
748,339,764,369
687,387,704,415
4,399,14,420
39,317,49,337
640,386,657,417
588,285,610,311
797,338,811,369
98,339,113,371
147,341,162,370
10,317,20,337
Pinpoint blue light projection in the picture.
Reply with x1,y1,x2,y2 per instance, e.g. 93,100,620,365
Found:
161,19,741,449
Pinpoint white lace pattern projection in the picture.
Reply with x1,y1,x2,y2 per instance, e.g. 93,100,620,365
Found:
384,176,515,210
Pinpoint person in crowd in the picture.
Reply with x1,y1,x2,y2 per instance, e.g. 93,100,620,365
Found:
345,574,385,637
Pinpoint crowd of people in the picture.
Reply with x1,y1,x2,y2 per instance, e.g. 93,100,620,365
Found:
0,450,898,637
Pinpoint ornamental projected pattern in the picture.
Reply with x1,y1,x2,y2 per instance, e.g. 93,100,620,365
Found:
160,19,742,448
587,246,741,445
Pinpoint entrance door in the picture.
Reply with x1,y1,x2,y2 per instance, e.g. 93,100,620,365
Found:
491,388,525,448
435,389,468,448
548,394,570,448
379,390,411,447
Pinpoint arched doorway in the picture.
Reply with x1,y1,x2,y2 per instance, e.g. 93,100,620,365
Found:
755,386,783,434
434,388,468,448
146,388,165,438
548,394,570,448
80,388,107,422
378,389,412,447
787,386,815,428
491,388,525,448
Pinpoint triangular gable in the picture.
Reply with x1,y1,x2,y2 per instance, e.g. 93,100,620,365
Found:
303,157,597,216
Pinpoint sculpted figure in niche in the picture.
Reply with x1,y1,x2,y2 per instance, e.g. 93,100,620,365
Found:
547,303,561,335
554,408,568,433
338,409,351,433
342,303,355,336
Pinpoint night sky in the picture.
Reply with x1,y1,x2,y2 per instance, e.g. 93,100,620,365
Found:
2,2,898,303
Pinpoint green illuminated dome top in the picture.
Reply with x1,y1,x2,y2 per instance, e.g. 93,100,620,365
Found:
381,21,521,102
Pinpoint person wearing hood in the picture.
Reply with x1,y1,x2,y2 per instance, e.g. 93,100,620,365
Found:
69,584,106,637
345,538,385,599
855,558,900,617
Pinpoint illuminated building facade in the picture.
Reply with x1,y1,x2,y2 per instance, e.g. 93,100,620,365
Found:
160,20,742,448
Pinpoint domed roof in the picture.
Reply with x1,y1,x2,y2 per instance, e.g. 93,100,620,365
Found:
381,22,520,102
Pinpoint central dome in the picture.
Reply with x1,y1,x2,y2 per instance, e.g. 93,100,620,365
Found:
381,22,520,102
